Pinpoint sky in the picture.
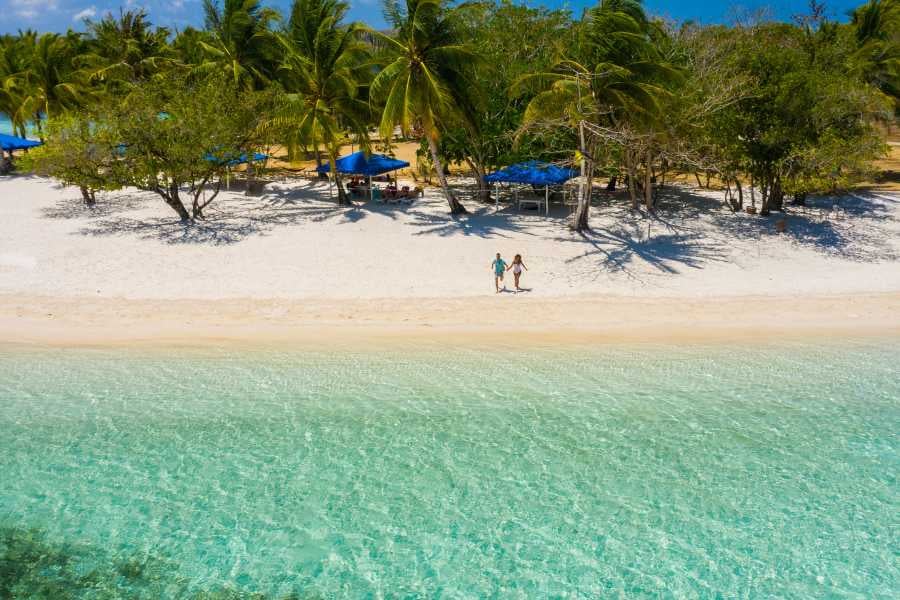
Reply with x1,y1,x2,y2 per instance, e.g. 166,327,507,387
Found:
0,0,864,35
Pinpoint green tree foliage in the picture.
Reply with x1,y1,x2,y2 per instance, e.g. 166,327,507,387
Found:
5,32,91,138
1,0,895,228
79,9,175,87
195,0,279,90
849,0,900,113
709,18,890,214
440,1,576,198
515,0,680,228
371,0,478,214
20,111,124,204
107,72,270,220
273,0,371,205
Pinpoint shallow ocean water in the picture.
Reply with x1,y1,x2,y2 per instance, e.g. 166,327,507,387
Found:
0,340,898,598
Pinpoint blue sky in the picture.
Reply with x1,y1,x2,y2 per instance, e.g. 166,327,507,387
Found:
0,0,864,35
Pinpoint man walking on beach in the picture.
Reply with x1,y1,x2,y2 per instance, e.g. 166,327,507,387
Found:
491,252,508,293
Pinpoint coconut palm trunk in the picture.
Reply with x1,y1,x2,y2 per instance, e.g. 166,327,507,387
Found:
573,165,592,232
572,124,592,231
427,135,466,214
328,153,351,206
643,149,654,212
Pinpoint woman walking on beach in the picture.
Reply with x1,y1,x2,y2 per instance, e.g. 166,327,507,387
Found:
508,254,528,292
491,253,507,293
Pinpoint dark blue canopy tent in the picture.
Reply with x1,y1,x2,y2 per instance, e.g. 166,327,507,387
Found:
316,151,410,201
485,160,577,214
316,151,409,177
0,133,42,152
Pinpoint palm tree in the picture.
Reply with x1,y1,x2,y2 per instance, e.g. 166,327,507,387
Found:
849,0,899,113
273,0,371,205
0,30,37,136
12,32,91,139
513,0,676,228
197,0,278,90
80,9,174,86
370,0,477,214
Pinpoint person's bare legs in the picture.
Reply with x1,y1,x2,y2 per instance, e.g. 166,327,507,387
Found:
514,272,521,291
495,274,500,293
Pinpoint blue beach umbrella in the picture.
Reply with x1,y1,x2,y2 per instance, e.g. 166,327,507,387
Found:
485,160,576,186
316,151,411,200
484,160,577,214
316,151,409,176
0,133,42,152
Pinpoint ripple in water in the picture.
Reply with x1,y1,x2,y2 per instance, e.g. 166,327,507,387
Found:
0,340,898,597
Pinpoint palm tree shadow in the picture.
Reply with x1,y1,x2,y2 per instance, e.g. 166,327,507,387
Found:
405,202,568,239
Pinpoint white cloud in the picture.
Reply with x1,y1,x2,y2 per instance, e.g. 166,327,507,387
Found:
11,0,58,19
72,5,96,20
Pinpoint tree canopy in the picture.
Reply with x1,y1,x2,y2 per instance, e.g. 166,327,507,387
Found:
0,0,896,228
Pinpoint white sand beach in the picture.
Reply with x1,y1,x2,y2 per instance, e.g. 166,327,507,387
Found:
1,175,899,345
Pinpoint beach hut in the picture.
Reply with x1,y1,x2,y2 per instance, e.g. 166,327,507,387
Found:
485,160,577,215
316,151,410,200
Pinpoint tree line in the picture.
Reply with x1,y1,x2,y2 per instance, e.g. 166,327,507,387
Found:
1,0,897,228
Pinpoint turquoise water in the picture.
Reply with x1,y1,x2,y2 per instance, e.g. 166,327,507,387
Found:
0,114,16,135
0,114,38,137
1,340,898,598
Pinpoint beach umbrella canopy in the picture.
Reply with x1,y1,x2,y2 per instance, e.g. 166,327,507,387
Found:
316,151,409,176
0,133,42,152
485,160,576,186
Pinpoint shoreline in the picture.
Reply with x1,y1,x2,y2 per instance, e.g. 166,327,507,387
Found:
2,292,898,349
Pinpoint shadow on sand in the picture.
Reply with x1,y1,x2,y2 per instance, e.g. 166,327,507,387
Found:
560,187,898,280
38,183,899,270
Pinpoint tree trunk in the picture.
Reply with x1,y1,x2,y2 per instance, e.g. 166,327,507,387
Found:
427,136,466,215
759,174,771,216
464,157,490,202
572,124,592,232
158,182,191,221
625,151,638,210
694,172,703,188
573,154,593,232
749,173,755,209
769,175,784,211
328,153,351,206
192,179,223,219
734,178,743,211
79,186,96,206
644,150,654,212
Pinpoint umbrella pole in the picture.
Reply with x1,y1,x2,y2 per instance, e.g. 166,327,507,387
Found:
546,185,549,216
495,184,499,213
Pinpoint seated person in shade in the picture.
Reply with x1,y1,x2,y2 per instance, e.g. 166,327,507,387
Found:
385,182,398,199
347,177,362,196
